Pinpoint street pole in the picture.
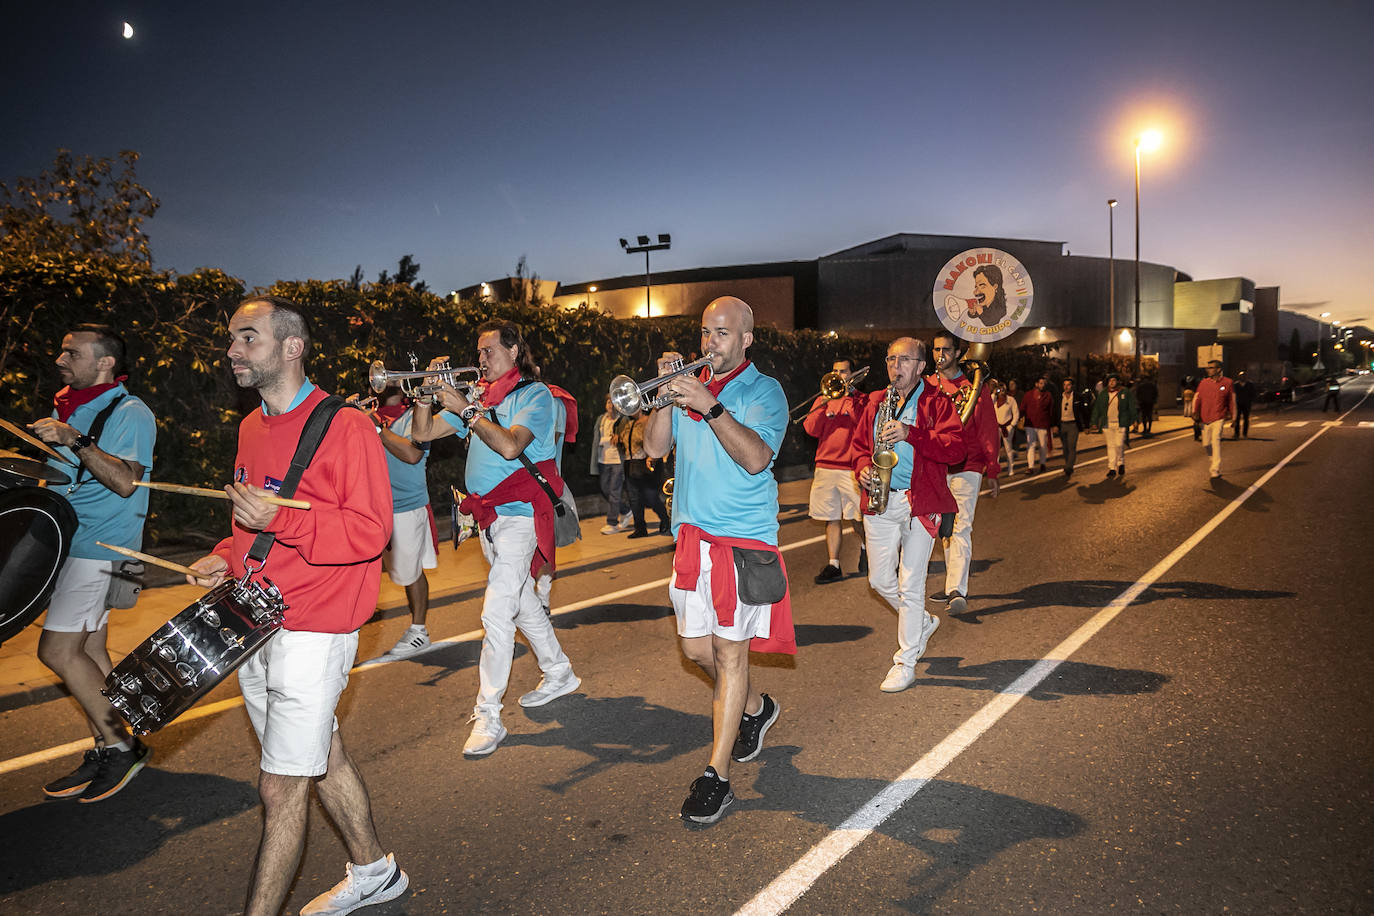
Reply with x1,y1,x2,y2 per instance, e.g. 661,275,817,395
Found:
1108,198,1117,355
644,250,652,319
1133,141,1142,380
619,234,671,319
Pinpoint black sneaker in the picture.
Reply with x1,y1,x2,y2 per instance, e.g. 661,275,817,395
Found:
1106,469,1117,479
814,564,842,584
627,529,652,539
732,693,780,762
43,746,109,799
857,548,869,576
681,767,733,824
78,739,151,803
1118,465,1125,478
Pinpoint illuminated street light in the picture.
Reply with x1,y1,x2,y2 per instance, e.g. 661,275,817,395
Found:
619,233,671,318
1133,132,1160,378
1108,198,1118,354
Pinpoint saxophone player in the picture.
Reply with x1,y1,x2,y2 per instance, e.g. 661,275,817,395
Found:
852,337,965,693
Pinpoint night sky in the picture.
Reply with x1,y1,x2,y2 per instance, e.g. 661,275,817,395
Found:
4,1,1371,324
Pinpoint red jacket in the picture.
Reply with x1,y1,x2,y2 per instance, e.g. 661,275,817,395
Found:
927,372,1000,480
1021,388,1054,428
1195,375,1236,424
214,387,393,633
802,393,863,469
852,386,964,517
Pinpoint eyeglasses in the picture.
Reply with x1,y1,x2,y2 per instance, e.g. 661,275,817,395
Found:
885,355,920,365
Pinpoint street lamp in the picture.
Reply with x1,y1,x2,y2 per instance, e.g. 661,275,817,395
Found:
587,285,597,308
1108,198,1118,354
1133,130,1161,379
619,233,671,318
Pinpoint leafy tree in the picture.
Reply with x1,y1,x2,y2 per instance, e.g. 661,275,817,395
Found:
375,254,427,293
0,150,159,263
348,264,365,290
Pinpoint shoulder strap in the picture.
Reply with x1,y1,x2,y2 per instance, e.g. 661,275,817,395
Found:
247,395,348,565
75,394,126,486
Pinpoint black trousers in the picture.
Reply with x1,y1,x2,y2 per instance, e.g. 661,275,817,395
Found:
624,460,668,532
1232,405,1251,437
1058,422,1080,473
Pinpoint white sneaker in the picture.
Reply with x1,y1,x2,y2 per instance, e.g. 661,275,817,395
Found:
913,614,940,659
599,523,618,535
615,513,634,531
300,853,409,915
380,625,430,660
463,711,507,757
880,664,916,693
518,672,582,708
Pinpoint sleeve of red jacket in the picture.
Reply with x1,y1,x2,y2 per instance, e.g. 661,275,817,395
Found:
907,392,966,465
800,395,828,438
972,386,1000,480
851,392,880,482
263,409,393,563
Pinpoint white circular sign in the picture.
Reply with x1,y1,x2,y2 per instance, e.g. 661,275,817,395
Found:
933,248,1033,343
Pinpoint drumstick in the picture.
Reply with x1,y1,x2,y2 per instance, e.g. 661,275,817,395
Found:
0,417,79,467
132,480,312,509
96,541,201,578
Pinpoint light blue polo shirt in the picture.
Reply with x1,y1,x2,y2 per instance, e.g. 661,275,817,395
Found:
876,381,925,489
386,409,431,513
670,363,787,544
46,384,156,560
441,380,555,518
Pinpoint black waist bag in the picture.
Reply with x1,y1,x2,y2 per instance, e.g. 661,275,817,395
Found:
732,547,787,605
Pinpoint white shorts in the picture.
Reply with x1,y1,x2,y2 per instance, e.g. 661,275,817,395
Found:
385,505,437,587
44,557,114,633
808,467,861,521
238,629,358,777
670,542,772,643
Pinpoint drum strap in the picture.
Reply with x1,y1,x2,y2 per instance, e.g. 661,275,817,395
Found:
246,395,347,566
73,395,126,487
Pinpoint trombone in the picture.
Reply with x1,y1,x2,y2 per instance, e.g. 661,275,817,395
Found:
609,357,714,416
788,365,869,422
369,355,481,399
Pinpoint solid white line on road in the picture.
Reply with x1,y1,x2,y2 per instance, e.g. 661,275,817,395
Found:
732,386,1372,916
0,533,828,777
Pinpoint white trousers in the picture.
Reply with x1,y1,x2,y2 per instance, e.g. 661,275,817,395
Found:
1000,429,1016,474
1201,419,1225,475
1103,427,1126,470
1026,427,1050,469
863,491,937,667
476,515,573,717
944,471,981,597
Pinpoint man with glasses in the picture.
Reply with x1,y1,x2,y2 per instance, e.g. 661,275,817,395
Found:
853,338,963,692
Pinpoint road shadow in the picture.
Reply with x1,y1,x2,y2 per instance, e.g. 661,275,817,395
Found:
510,695,709,793
1205,475,1273,511
747,746,1083,906
1075,477,1135,503
916,656,1167,700
794,623,873,647
556,602,674,628
0,769,257,894
953,578,1296,624
1017,473,1075,500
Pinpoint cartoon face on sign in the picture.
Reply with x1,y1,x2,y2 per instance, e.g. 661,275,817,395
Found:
934,248,1033,343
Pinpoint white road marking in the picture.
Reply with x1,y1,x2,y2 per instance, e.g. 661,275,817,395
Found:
1251,422,1275,428
732,386,1371,916
987,429,1191,493
1360,422,1374,428
1287,421,1309,427
0,534,826,777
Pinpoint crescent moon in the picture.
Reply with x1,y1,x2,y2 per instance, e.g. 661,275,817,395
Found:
123,22,134,39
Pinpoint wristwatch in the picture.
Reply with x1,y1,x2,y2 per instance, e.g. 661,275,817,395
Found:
704,402,725,421
460,404,481,423
71,434,95,452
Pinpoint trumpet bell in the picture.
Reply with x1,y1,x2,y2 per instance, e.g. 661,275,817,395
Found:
368,360,390,394
609,374,643,416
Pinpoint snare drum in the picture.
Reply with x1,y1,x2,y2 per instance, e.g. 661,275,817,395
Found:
103,576,287,735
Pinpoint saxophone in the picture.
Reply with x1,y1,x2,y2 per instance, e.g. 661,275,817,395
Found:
867,385,901,514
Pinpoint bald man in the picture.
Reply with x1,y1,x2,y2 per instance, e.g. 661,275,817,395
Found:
645,296,794,825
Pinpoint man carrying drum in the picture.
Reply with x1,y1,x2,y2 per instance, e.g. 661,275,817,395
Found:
30,323,156,803
188,296,408,916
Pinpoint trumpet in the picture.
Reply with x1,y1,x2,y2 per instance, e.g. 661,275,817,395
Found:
789,365,870,422
609,357,715,416
662,477,674,515
369,356,481,399
347,395,379,411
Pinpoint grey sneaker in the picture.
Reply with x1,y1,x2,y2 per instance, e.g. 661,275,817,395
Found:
463,711,507,757
518,672,582,708
381,625,430,659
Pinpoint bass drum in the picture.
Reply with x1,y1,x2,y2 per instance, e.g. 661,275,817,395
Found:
0,485,77,646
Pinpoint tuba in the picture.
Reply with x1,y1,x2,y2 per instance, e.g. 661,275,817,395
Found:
867,386,901,514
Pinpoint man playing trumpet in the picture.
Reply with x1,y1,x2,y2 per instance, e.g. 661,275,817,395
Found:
852,337,964,693
643,296,793,824
409,320,580,758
